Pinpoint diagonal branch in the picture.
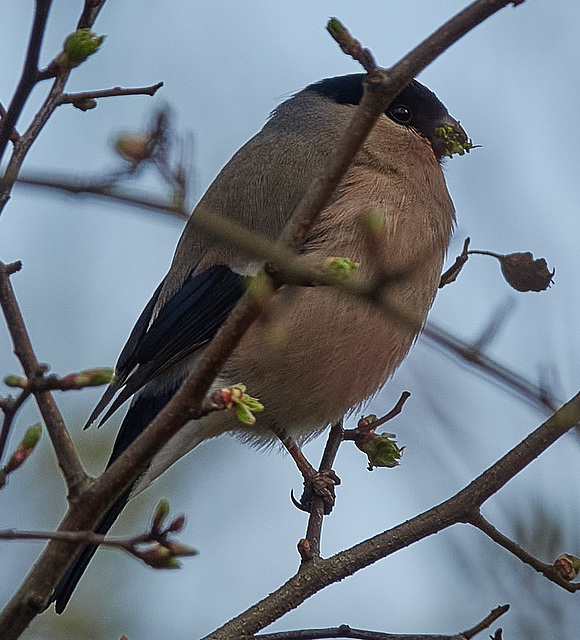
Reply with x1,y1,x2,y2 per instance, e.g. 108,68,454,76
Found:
0,261,87,493
468,511,579,591
0,0,53,161
204,392,580,640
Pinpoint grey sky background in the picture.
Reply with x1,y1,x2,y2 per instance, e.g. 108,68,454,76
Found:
1,1,580,639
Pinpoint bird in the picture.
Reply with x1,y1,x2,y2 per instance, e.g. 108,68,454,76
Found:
51,73,469,612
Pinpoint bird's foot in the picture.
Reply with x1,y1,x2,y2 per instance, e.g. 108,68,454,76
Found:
294,469,341,515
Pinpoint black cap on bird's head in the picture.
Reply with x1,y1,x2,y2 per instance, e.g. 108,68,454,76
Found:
306,74,474,161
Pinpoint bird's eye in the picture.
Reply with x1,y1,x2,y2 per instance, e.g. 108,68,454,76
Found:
389,105,413,124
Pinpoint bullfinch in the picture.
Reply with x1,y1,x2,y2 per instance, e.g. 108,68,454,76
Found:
52,73,469,612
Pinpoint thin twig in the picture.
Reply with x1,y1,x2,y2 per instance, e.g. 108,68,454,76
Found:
0,0,53,161
439,237,471,288
462,605,510,640
251,605,509,640
0,101,20,143
0,391,32,464
0,510,195,569
467,511,580,592
350,391,411,435
59,82,164,105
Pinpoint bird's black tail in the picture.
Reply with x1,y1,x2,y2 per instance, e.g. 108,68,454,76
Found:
51,388,175,614
51,488,132,613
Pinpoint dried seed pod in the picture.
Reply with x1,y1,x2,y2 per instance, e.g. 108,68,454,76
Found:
499,252,554,292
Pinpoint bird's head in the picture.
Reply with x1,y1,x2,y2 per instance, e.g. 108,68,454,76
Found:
307,74,475,162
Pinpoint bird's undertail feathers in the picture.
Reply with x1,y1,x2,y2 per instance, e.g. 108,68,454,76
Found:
51,385,178,614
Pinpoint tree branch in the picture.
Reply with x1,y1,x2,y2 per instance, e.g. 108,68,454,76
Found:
202,392,580,639
59,81,164,105
0,0,53,161
251,604,509,640
301,421,345,558
0,261,87,493
468,511,579,592
0,390,32,465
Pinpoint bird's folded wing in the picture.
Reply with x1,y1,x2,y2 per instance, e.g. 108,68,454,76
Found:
86,264,245,428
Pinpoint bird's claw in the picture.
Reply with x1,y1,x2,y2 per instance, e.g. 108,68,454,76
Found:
291,469,341,515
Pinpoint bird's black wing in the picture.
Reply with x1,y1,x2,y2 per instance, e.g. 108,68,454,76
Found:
87,264,246,428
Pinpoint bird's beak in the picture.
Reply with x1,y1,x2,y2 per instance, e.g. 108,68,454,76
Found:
432,115,476,159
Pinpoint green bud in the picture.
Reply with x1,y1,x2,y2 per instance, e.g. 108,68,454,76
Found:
21,423,42,450
164,557,182,569
245,271,274,303
166,541,198,557
152,499,170,530
323,256,359,282
236,403,256,425
72,98,98,111
229,383,264,425
361,210,386,235
356,432,404,471
3,375,24,388
78,368,115,387
554,553,580,581
64,29,105,66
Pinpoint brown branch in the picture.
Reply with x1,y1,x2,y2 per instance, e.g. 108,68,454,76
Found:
77,0,108,30
439,237,471,288
302,420,345,558
422,321,557,412
462,605,510,640
59,81,164,105
0,390,31,464
0,261,87,493
0,0,53,161
349,391,411,435
0,508,195,569
3,368,114,392
468,511,580,592
202,392,580,640
0,73,70,215
251,605,509,640
0,101,21,143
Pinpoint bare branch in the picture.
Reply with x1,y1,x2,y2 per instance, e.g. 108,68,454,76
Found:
0,390,32,463
0,502,196,569
0,101,20,143
0,0,53,161
302,420,345,558
0,261,87,493
468,511,580,592
439,237,471,288
251,605,509,640
202,392,580,640
59,81,164,105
